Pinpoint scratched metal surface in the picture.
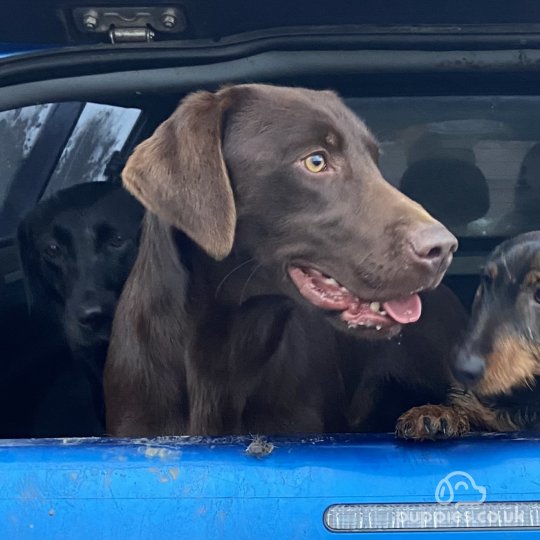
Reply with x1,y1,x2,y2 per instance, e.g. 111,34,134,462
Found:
0,433,539,539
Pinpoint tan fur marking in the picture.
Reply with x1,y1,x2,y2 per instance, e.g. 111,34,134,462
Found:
486,262,498,280
476,335,538,396
524,269,540,287
449,391,520,432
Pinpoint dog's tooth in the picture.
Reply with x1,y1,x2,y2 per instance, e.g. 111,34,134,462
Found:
380,310,387,316
324,277,339,286
340,286,348,293
369,302,380,313
376,325,382,331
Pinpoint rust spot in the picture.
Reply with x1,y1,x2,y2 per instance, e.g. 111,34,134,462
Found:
245,436,274,458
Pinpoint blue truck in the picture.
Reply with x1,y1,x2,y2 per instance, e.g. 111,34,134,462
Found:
1,1,540,537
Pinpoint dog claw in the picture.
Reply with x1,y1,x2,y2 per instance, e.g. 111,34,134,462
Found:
440,418,448,436
395,405,470,441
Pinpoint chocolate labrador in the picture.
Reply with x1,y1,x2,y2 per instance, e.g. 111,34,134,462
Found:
15,181,143,436
105,84,463,437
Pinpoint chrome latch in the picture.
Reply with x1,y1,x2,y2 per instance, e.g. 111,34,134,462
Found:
108,26,155,44
73,6,186,43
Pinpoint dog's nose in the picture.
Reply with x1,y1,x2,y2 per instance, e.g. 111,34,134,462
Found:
78,304,106,328
407,222,457,271
453,351,486,387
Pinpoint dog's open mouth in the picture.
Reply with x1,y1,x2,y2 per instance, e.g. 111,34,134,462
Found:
288,266,422,331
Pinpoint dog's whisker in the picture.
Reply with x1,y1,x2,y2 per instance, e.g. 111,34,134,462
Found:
214,258,256,299
239,263,262,304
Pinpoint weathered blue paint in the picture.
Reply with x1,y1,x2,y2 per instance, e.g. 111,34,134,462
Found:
0,433,538,539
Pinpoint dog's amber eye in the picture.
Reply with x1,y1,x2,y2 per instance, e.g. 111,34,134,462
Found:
304,153,327,173
534,288,540,304
44,243,60,258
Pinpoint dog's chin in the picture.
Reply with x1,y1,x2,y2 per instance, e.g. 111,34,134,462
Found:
324,312,402,340
67,325,111,352
287,265,425,339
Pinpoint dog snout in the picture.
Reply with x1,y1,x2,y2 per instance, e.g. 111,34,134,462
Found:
406,222,457,273
78,303,107,329
453,350,486,387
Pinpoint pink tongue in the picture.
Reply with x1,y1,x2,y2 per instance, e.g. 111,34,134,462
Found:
382,294,422,324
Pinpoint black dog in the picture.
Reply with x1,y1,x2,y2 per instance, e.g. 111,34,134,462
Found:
396,231,540,439
105,84,462,437
14,181,143,437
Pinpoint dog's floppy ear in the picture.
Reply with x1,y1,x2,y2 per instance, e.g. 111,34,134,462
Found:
122,89,235,260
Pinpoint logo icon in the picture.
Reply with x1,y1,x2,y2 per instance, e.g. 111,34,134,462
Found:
435,471,487,506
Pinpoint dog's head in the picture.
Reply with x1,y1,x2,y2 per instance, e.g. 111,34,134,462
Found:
453,231,540,395
18,182,144,350
123,84,456,339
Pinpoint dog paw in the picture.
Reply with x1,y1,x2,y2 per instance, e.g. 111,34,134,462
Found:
395,404,470,441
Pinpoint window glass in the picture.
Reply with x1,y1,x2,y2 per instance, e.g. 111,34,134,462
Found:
0,102,141,241
42,104,140,198
0,104,53,202
347,96,540,238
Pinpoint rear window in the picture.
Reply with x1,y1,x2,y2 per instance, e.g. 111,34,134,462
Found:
347,96,540,240
0,102,141,241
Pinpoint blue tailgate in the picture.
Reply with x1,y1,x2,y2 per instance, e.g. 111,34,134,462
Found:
1,434,539,539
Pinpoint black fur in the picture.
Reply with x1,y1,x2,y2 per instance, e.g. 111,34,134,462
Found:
12,181,143,437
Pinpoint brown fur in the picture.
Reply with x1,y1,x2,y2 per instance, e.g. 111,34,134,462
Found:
396,389,525,440
105,84,460,437
123,90,236,260
396,403,472,441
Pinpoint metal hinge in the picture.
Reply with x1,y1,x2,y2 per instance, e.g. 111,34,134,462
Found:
73,6,186,43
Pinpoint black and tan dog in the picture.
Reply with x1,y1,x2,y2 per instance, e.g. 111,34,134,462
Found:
396,231,540,440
